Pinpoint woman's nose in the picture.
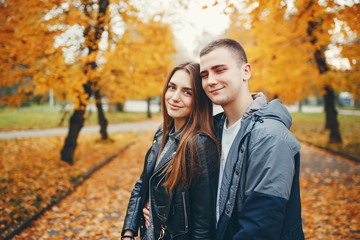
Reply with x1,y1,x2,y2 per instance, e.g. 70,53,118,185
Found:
172,90,181,101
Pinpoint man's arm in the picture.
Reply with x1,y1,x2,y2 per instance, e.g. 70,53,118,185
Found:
233,135,296,240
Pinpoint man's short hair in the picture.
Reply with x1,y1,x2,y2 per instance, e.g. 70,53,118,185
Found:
200,38,248,66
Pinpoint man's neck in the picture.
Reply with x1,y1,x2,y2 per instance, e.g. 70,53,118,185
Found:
223,94,253,128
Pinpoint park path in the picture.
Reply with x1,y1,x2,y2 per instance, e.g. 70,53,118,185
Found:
8,129,359,239
0,120,162,140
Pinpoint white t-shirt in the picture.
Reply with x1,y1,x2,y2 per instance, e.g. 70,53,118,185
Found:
216,117,242,222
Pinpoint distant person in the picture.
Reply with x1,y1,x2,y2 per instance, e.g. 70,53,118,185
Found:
121,62,219,240
199,38,305,239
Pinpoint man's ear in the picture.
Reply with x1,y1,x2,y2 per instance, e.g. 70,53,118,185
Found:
242,63,251,82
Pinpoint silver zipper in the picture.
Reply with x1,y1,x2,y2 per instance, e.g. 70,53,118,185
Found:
181,192,189,231
156,173,167,188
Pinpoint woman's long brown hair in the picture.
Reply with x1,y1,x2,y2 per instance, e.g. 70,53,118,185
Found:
159,62,218,192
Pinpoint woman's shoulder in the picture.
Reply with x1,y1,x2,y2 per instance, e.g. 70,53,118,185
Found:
193,132,218,150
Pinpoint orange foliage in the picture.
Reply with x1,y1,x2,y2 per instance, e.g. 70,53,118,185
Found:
99,17,176,104
226,0,360,103
0,0,64,107
0,132,137,239
0,1,177,109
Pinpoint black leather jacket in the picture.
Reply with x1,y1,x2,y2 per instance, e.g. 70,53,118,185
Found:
122,126,218,239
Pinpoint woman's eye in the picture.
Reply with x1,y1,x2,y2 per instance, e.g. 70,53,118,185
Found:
168,85,176,90
201,74,208,79
184,91,192,96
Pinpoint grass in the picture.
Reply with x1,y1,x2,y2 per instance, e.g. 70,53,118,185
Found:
1,104,359,161
0,104,161,131
291,112,360,161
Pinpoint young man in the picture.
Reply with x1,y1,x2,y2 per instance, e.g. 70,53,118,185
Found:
199,38,305,239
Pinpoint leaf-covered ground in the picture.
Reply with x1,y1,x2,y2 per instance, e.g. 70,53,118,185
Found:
2,132,359,239
0,132,139,239
300,143,360,239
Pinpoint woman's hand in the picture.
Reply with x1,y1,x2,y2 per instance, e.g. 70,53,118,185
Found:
143,201,150,228
122,230,134,239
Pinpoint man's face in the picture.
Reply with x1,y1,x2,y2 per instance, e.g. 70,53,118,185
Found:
200,47,250,107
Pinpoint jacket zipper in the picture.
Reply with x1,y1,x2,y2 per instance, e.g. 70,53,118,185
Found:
181,192,189,231
156,172,167,188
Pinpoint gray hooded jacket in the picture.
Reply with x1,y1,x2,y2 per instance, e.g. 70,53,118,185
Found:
215,93,305,240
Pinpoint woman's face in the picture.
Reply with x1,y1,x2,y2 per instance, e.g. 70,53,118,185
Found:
165,70,193,130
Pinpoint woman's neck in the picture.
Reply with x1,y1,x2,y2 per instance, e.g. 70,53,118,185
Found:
173,119,186,132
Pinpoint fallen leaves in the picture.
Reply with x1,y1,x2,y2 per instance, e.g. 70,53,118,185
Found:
11,131,153,239
300,143,360,239
2,132,359,239
0,132,138,239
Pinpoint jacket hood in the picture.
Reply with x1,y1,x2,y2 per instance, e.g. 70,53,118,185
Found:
244,93,292,130
255,99,293,130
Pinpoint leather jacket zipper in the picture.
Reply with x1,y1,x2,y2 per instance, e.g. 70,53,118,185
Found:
181,192,189,231
156,172,167,188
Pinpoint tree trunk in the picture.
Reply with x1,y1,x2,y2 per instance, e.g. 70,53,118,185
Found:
312,48,342,144
116,103,124,112
60,109,86,165
61,82,92,164
298,99,303,113
60,0,109,165
308,20,342,143
95,90,108,140
147,97,152,119
324,86,342,143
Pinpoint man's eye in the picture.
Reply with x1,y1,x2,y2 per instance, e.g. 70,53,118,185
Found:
216,68,225,73
201,74,208,79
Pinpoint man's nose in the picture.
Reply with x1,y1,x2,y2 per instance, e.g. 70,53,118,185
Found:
207,73,218,85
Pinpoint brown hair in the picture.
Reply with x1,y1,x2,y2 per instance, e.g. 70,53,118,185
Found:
200,38,248,67
159,62,218,192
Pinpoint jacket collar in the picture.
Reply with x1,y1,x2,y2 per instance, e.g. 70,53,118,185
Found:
243,92,268,117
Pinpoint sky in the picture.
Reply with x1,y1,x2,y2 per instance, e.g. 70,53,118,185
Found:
132,0,232,60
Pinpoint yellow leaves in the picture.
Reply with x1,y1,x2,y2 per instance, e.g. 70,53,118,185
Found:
299,144,360,239
1,132,138,239
100,18,176,103
8,132,152,239
227,0,359,103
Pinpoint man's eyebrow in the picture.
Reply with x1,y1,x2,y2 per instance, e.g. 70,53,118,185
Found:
200,64,227,74
211,64,226,70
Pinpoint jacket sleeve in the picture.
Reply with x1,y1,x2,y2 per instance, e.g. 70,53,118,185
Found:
121,171,144,237
188,135,219,239
233,134,296,240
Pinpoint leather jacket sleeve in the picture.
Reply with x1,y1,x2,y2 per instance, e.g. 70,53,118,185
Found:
122,126,162,237
188,134,219,239
121,171,144,237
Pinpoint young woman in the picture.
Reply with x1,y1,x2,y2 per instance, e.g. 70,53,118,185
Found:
121,62,219,240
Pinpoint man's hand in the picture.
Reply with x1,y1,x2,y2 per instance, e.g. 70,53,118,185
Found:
143,201,150,228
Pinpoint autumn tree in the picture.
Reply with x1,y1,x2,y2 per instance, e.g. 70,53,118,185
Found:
100,18,176,118
0,0,65,106
226,0,360,144
1,0,177,164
